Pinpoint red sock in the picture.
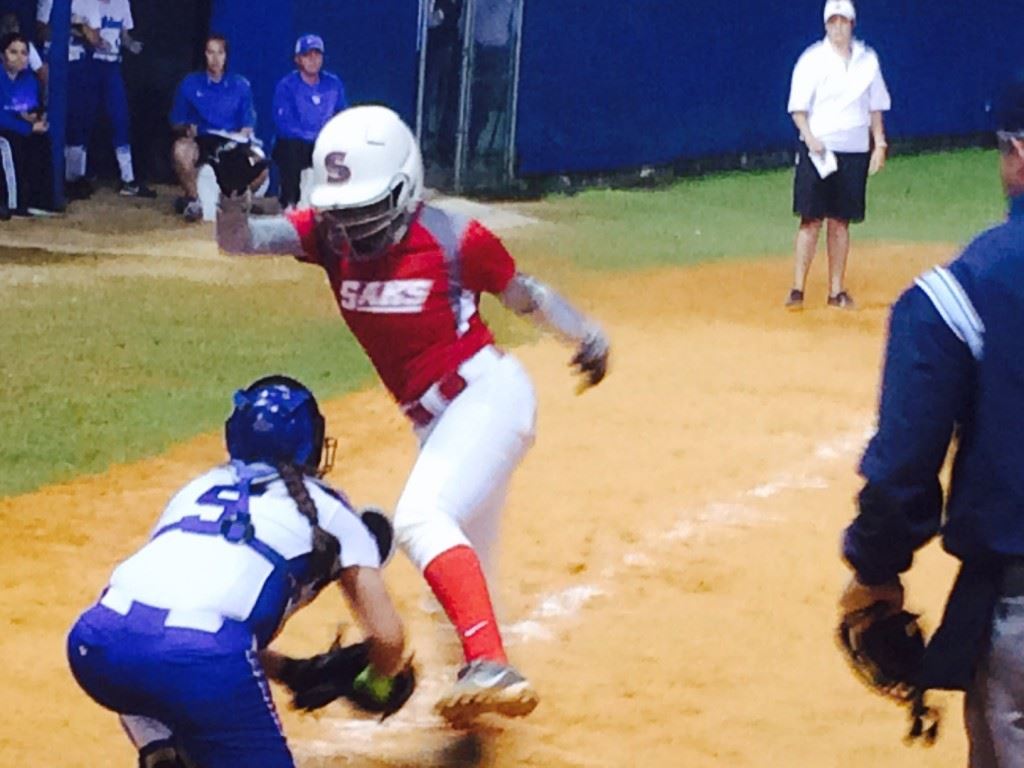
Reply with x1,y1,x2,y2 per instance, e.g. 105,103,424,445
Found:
423,545,507,665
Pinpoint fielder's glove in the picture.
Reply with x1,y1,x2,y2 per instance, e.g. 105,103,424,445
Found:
208,140,268,197
572,329,610,391
837,605,940,744
275,640,416,718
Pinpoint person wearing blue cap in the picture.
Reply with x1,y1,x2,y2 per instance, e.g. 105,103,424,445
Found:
271,34,347,210
838,74,1024,761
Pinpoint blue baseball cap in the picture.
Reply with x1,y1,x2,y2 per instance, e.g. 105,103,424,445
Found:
996,74,1024,135
295,34,324,55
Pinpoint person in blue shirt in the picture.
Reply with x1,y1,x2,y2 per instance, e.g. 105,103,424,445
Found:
840,75,1024,763
170,33,264,222
67,375,410,768
271,34,346,210
0,32,56,217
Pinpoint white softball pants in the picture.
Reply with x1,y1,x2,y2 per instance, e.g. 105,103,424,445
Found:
394,345,537,577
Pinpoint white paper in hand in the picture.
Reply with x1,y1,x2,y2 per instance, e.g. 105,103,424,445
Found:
809,148,838,179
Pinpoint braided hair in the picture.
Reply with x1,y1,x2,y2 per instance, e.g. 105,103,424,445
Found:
277,462,340,583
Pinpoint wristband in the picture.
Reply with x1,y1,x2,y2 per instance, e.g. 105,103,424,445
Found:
354,664,395,703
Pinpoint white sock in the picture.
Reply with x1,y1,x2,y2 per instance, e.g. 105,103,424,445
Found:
65,145,86,180
115,146,135,184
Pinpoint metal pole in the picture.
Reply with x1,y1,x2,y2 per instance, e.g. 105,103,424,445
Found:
415,0,429,143
48,0,71,210
506,0,525,187
453,0,476,194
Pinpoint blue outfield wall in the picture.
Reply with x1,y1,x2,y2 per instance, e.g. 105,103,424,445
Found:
213,0,1023,178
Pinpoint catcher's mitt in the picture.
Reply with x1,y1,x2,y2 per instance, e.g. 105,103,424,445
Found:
208,140,268,197
837,606,940,744
276,640,415,718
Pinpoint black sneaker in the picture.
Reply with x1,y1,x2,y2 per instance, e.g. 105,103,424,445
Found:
827,291,856,310
182,199,204,223
784,288,804,310
119,181,157,198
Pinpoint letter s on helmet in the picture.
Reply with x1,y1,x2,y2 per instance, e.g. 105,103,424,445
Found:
225,375,334,476
310,105,424,259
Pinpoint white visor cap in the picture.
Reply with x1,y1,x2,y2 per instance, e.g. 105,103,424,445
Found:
823,0,855,23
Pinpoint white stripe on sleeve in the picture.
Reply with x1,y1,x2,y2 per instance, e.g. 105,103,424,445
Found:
913,266,985,360
0,137,16,210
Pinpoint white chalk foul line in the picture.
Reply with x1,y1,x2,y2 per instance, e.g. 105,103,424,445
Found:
295,426,871,755
504,426,870,640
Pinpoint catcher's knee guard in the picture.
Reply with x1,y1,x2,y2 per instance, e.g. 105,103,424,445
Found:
139,740,196,768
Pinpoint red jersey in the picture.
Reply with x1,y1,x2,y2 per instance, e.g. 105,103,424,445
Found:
286,204,516,404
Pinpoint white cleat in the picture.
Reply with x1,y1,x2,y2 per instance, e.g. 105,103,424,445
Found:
435,660,539,724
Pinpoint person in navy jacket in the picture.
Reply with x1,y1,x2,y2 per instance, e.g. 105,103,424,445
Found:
271,34,346,211
840,75,1024,763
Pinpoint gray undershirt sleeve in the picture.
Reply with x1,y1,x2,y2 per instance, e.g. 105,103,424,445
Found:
499,272,600,344
215,196,306,257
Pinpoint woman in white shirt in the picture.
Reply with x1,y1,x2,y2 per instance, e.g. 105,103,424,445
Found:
785,0,890,311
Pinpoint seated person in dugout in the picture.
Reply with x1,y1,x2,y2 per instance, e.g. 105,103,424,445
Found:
0,12,47,92
0,31,57,218
271,34,347,211
170,33,266,222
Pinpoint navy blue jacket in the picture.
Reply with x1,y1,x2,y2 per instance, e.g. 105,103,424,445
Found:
844,195,1024,584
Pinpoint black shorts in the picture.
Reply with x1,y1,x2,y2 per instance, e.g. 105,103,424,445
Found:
792,143,870,223
194,134,233,167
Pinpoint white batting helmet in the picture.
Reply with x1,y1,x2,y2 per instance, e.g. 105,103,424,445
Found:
309,105,424,258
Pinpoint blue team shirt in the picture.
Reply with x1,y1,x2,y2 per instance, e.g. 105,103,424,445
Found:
0,69,41,136
272,70,347,142
844,195,1024,583
170,72,257,135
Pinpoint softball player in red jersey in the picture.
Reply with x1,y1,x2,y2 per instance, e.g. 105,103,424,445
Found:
217,105,610,723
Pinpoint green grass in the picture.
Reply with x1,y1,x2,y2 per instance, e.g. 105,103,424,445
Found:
0,149,1007,497
533,148,1007,270
1,271,375,496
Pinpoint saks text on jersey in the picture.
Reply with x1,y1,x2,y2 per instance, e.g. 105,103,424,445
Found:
339,279,433,313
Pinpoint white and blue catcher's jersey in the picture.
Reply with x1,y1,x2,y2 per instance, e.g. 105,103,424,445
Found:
106,463,381,646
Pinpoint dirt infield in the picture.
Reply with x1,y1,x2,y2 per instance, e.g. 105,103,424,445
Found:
0,241,970,767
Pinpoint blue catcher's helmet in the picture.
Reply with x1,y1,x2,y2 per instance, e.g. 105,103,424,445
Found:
225,375,330,474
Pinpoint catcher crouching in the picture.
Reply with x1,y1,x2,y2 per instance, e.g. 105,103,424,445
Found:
838,76,1024,762
67,376,414,768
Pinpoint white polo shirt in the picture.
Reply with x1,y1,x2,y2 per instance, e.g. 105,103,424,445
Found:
788,38,891,153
